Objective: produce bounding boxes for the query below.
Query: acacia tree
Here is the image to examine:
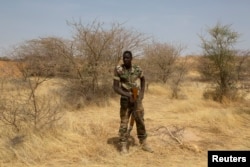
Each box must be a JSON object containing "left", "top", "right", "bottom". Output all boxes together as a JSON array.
[
  {"left": 0, "top": 37, "right": 68, "bottom": 132},
  {"left": 13, "top": 37, "right": 75, "bottom": 79},
  {"left": 143, "top": 42, "right": 184, "bottom": 83},
  {"left": 169, "top": 56, "right": 188, "bottom": 99},
  {"left": 68, "top": 20, "right": 148, "bottom": 102},
  {"left": 199, "top": 23, "right": 242, "bottom": 102}
]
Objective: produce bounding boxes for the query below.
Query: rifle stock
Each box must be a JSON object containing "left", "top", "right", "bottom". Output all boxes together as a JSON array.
[
  {"left": 128, "top": 87, "right": 138, "bottom": 134},
  {"left": 131, "top": 87, "right": 138, "bottom": 101}
]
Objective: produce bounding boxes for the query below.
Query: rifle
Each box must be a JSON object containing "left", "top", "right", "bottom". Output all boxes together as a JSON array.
[{"left": 127, "top": 87, "right": 138, "bottom": 135}]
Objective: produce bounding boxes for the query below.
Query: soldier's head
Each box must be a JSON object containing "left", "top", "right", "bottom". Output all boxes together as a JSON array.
[{"left": 123, "top": 50, "right": 132, "bottom": 67}]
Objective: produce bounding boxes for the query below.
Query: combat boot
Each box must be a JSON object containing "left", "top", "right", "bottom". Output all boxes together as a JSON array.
[
  {"left": 140, "top": 139, "right": 153, "bottom": 153},
  {"left": 120, "top": 142, "right": 128, "bottom": 155}
]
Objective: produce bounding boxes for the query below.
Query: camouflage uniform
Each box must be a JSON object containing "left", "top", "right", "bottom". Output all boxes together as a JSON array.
[{"left": 113, "top": 64, "right": 147, "bottom": 143}]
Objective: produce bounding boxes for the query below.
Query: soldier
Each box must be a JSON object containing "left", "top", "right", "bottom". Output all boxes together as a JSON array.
[{"left": 113, "top": 50, "right": 153, "bottom": 154}]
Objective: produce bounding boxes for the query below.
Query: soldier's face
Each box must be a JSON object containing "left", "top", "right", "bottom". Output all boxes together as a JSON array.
[{"left": 123, "top": 53, "right": 132, "bottom": 66}]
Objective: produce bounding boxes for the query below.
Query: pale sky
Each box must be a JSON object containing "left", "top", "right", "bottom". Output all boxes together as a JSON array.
[{"left": 1, "top": 0, "right": 250, "bottom": 56}]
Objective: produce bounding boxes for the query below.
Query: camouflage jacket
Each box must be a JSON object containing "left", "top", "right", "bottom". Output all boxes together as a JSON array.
[{"left": 113, "top": 64, "right": 144, "bottom": 91}]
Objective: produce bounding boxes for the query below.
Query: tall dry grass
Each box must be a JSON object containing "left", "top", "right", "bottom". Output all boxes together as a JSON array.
[{"left": 0, "top": 77, "right": 249, "bottom": 167}]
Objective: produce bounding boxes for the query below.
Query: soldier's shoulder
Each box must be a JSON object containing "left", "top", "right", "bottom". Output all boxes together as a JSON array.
[
  {"left": 115, "top": 64, "right": 124, "bottom": 73},
  {"left": 115, "top": 64, "right": 123, "bottom": 69}
]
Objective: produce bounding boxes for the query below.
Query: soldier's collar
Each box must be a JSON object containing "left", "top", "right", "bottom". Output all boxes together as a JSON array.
[{"left": 122, "top": 64, "right": 132, "bottom": 70}]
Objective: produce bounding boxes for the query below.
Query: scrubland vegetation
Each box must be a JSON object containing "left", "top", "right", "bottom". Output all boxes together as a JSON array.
[{"left": 0, "top": 20, "right": 249, "bottom": 167}]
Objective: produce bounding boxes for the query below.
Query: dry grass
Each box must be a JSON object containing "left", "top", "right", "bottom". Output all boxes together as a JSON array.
[{"left": 0, "top": 62, "right": 250, "bottom": 167}]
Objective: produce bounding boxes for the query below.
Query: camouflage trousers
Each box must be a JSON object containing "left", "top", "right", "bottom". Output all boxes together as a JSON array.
[{"left": 119, "top": 96, "right": 147, "bottom": 142}]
